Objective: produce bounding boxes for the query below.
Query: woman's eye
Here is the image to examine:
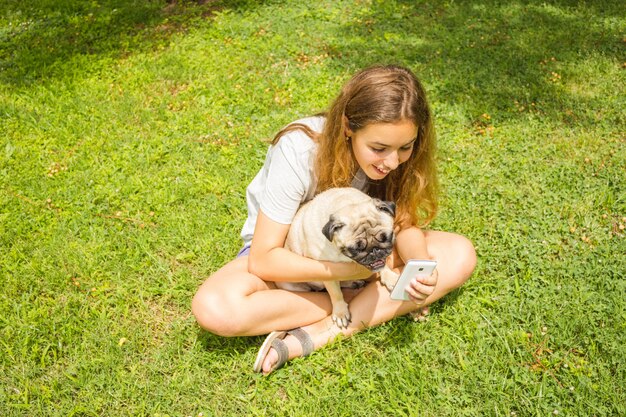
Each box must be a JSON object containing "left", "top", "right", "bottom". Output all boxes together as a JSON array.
[
  {"left": 371, "top": 147, "right": 385, "bottom": 153},
  {"left": 400, "top": 145, "right": 414, "bottom": 151}
]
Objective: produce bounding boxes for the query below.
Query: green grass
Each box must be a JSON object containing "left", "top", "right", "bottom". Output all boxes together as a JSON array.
[{"left": 1, "top": 0, "right": 625, "bottom": 415}]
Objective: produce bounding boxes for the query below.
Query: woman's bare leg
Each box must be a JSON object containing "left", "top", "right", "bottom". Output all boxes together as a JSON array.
[
  {"left": 259, "top": 230, "right": 476, "bottom": 373},
  {"left": 192, "top": 256, "right": 340, "bottom": 336}
]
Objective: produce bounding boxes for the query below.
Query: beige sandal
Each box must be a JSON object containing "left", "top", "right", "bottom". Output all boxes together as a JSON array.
[{"left": 253, "top": 328, "right": 314, "bottom": 374}]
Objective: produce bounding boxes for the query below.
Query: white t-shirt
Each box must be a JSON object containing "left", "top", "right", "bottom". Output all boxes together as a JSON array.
[{"left": 240, "top": 115, "right": 369, "bottom": 246}]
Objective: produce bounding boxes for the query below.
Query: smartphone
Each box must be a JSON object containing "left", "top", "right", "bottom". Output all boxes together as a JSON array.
[{"left": 389, "top": 259, "right": 438, "bottom": 301}]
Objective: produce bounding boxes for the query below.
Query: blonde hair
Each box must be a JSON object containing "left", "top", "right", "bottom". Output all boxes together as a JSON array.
[{"left": 273, "top": 65, "right": 438, "bottom": 229}]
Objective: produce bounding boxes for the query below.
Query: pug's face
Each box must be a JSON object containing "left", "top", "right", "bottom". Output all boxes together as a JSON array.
[{"left": 322, "top": 199, "right": 396, "bottom": 271}]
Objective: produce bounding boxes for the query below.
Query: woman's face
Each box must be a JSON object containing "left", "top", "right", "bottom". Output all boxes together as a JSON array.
[{"left": 348, "top": 119, "right": 418, "bottom": 180}]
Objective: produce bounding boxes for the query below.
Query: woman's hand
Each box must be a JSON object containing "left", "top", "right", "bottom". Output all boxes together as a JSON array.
[{"left": 405, "top": 268, "right": 438, "bottom": 305}]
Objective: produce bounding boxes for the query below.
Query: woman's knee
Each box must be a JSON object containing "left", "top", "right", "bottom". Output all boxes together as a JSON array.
[
  {"left": 191, "top": 288, "right": 248, "bottom": 337},
  {"left": 450, "top": 234, "right": 477, "bottom": 288},
  {"left": 427, "top": 230, "right": 477, "bottom": 290}
]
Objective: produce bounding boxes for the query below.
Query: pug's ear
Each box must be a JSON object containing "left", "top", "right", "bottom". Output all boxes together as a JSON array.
[
  {"left": 322, "top": 216, "right": 345, "bottom": 242},
  {"left": 374, "top": 199, "right": 396, "bottom": 218}
]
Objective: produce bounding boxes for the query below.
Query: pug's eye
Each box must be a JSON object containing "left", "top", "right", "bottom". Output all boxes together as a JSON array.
[
  {"left": 356, "top": 240, "right": 367, "bottom": 251},
  {"left": 378, "top": 233, "right": 389, "bottom": 243}
]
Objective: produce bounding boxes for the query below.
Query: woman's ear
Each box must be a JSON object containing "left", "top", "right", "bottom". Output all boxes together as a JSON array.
[{"left": 343, "top": 115, "right": 353, "bottom": 138}]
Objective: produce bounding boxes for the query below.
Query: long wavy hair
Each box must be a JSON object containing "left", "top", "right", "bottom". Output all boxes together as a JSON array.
[{"left": 272, "top": 65, "right": 438, "bottom": 229}]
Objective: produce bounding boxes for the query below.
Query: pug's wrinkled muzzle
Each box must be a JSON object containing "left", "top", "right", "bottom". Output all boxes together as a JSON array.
[{"left": 355, "top": 247, "right": 393, "bottom": 272}]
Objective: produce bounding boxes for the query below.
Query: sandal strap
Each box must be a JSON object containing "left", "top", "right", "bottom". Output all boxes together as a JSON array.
[
  {"left": 287, "top": 328, "right": 314, "bottom": 357},
  {"left": 269, "top": 338, "right": 289, "bottom": 371}
]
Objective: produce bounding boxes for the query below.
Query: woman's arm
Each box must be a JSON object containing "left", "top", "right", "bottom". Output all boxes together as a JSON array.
[
  {"left": 395, "top": 226, "right": 431, "bottom": 262},
  {"left": 247, "top": 210, "right": 372, "bottom": 283},
  {"left": 394, "top": 226, "right": 438, "bottom": 305}
]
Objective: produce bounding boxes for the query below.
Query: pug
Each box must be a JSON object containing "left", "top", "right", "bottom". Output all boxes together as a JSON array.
[{"left": 276, "top": 187, "right": 396, "bottom": 328}]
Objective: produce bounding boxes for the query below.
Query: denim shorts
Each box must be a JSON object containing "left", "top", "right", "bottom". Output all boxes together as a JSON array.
[{"left": 236, "top": 245, "right": 251, "bottom": 258}]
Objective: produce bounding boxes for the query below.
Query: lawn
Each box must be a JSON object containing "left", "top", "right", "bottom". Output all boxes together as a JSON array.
[{"left": 1, "top": 0, "right": 625, "bottom": 415}]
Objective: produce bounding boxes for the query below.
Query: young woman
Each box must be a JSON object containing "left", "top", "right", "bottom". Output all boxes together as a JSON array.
[{"left": 192, "top": 65, "right": 477, "bottom": 375}]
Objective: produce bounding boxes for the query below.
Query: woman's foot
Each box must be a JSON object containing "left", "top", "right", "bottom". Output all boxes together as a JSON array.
[
  {"left": 254, "top": 317, "right": 344, "bottom": 375},
  {"left": 409, "top": 305, "right": 429, "bottom": 322},
  {"left": 253, "top": 328, "right": 314, "bottom": 375},
  {"left": 260, "top": 334, "right": 299, "bottom": 374}
]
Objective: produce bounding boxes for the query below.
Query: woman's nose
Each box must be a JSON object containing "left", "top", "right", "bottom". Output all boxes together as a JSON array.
[{"left": 384, "top": 152, "right": 400, "bottom": 170}]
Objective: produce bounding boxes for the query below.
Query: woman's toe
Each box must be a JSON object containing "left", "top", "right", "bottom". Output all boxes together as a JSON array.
[{"left": 262, "top": 348, "right": 279, "bottom": 374}]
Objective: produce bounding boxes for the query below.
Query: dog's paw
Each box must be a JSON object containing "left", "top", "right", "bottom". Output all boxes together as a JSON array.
[
  {"left": 331, "top": 301, "right": 351, "bottom": 329},
  {"left": 379, "top": 267, "right": 399, "bottom": 292}
]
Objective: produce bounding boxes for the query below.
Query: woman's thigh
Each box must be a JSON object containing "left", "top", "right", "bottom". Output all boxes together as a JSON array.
[
  {"left": 192, "top": 256, "right": 334, "bottom": 336},
  {"left": 191, "top": 257, "right": 273, "bottom": 332},
  {"left": 201, "top": 256, "right": 276, "bottom": 296}
]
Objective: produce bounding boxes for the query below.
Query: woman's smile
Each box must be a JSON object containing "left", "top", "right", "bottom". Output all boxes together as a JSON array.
[{"left": 348, "top": 119, "right": 418, "bottom": 180}]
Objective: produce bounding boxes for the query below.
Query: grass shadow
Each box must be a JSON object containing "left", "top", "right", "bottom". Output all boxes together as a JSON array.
[
  {"left": 324, "top": 0, "right": 623, "bottom": 127},
  {"left": 378, "top": 286, "right": 467, "bottom": 348},
  {"left": 0, "top": 0, "right": 245, "bottom": 86},
  {"left": 197, "top": 327, "right": 264, "bottom": 355}
]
